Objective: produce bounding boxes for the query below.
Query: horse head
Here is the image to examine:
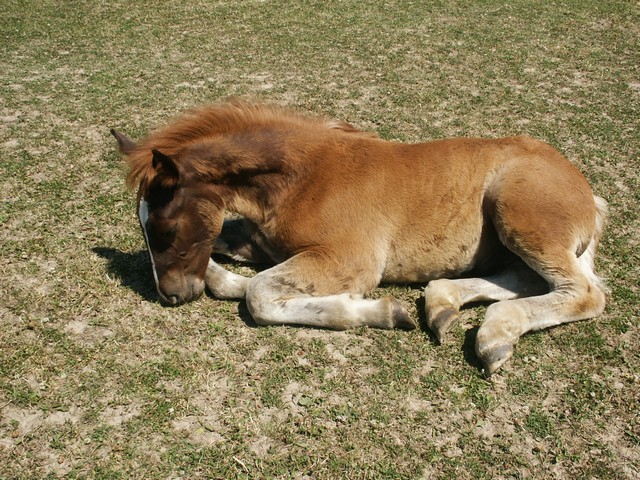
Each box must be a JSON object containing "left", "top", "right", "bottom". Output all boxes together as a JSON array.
[{"left": 112, "top": 130, "right": 224, "bottom": 305}]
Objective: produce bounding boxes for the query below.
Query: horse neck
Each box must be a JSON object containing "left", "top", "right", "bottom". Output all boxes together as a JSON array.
[{"left": 194, "top": 132, "right": 293, "bottom": 224}]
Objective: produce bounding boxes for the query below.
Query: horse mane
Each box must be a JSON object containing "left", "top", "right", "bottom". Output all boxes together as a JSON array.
[{"left": 124, "top": 99, "right": 376, "bottom": 189}]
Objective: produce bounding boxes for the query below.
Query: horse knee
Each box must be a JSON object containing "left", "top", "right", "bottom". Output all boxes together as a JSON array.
[{"left": 245, "top": 275, "right": 278, "bottom": 325}]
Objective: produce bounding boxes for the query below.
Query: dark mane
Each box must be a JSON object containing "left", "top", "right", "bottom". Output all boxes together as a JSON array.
[{"left": 125, "top": 100, "right": 375, "bottom": 189}]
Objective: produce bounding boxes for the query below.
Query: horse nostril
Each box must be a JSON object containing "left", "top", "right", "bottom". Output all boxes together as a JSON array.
[
  {"left": 167, "top": 295, "right": 179, "bottom": 305},
  {"left": 159, "top": 277, "right": 203, "bottom": 305}
]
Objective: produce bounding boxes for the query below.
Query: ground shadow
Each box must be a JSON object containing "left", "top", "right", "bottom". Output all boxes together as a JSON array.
[
  {"left": 94, "top": 246, "right": 266, "bottom": 325},
  {"left": 413, "top": 295, "right": 438, "bottom": 343},
  {"left": 462, "top": 326, "right": 484, "bottom": 372},
  {"left": 92, "top": 246, "right": 159, "bottom": 302},
  {"left": 414, "top": 295, "right": 486, "bottom": 373},
  {"left": 211, "top": 253, "right": 273, "bottom": 272},
  {"left": 236, "top": 300, "right": 259, "bottom": 328}
]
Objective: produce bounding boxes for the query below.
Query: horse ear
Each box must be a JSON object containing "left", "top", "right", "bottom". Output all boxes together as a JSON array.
[
  {"left": 151, "top": 149, "right": 180, "bottom": 188},
  {"left": 110, "top": 129, "right": 137, "bottom": 154}
]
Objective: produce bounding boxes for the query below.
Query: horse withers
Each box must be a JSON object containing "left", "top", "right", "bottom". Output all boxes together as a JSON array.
[{"left": 111, "top": 100, "right": 608, "bottom": 375}]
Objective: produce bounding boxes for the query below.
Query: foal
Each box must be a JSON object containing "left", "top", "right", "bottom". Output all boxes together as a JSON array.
[{"left": 113, "top": 100, "right": 607, "bottom": 374}]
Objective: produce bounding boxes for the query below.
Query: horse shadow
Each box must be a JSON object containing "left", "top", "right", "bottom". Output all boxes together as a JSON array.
[
  {"left": 92, "top": 247, "right": 158, "bottom": 302},
  {"left": 462, "top": 326, "right": 484, "bottom": 371},
  {"left": 92, "top": 247, "right": 260, "bottom": 327},
  {"left": 414, "top": 296, "right": 485, "bottom": 372}
]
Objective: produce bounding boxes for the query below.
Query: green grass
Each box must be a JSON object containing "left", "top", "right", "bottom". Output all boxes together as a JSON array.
[{"left": 1, "top": 0, "right": 639, "bottom": 478}]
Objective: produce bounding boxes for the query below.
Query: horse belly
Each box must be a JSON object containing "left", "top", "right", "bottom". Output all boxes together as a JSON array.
[{"left": 380, "top": 221, "right": 487, "bottom": 283}]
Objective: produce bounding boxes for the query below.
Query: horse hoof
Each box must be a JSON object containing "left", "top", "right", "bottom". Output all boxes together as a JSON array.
[
  {"left": 389, "top": 298, "right": 416, "bottom": 330},
  {"left": 428, "top": 308, "right": 459, "bottom": 343},
  {"left": 477, "top": 343, "right": 513, "bottom": 377}
]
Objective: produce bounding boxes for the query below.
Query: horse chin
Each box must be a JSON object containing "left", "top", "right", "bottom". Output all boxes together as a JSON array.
[{"left": 158, "top": 275, "right": 205, "bottom": 306}]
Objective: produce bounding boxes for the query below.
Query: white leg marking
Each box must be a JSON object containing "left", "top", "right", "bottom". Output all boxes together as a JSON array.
[
  {"left": 213, "top": 238, "right": 253, "bottom": 262},
  {"left": 204, "top": 259, "right": 250, "bottom": 299},
  {"left": 245, "top": 271, "right": 413, "bottom": 330},
  {"left": 248, "top": 291, "right": 396, "bottom": 329},
  {"left": 138, "top": 198, "right": 161, "bottom": 293}
]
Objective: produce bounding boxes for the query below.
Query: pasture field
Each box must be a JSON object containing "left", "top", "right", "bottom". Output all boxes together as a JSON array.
[{"left": 1, "top": 0, "right": 638, "bottom": 478}]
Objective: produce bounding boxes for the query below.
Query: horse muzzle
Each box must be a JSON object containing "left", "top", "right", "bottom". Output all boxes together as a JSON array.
[{"left": 157, "top": 274, "right": 206, "bottom": 305}]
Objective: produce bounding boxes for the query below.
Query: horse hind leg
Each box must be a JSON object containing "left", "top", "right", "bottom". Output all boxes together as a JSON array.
[
  {"left": 476, "top": 193, "right": 608, "bottom": 375},
  {"left": 476, "top": 259, "right": 606, "bottom": 375},
  {"left": 425, "top": 261, "right": 548, "bottom": 342}
]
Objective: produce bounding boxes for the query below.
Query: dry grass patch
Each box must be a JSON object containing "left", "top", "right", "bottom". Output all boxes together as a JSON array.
[{"left": 1, "top": 0, "right": 639, "bottom": 478}]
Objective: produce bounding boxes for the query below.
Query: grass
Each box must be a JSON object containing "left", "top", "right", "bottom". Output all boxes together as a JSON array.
[{"left": 1, "top": 0, "right": 639, "bottom": 478}]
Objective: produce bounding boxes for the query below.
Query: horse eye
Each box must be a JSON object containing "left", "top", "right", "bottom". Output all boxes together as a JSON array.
[
  {"left": 150, "top": 221, "right": 177, "bottom": 238},
  {"left": 158, "top": 220, "right": 177, "bottom": 234}
]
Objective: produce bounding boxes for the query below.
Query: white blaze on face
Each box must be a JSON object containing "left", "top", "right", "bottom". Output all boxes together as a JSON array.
[{"left": 138, "top": 197, "right": 161, "bottom": 292}]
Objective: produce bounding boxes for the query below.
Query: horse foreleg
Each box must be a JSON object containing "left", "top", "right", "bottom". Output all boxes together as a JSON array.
[
  {"left": 204, "top": 258, "right": 250, "bottom": 299},
  {"left": 424, "top": 261, "right": 547, "bottom": 342},
  {"left": 248, "top": 290, "right": 414, "bottom": 330},
  {"left": 245, "top": 258, "right": 416, "bottom": 331}
]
